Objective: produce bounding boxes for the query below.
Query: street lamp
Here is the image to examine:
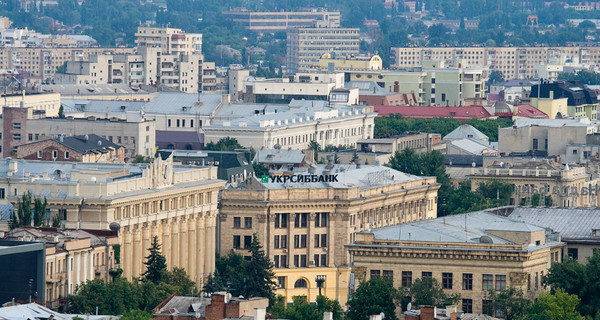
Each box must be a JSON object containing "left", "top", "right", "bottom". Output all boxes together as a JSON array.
[{"left": 315, "top": 275, "right": 325, "bottom": 296}]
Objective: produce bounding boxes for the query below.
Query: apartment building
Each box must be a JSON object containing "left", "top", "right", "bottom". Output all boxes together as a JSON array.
[
  {"left": 219, "top": 163, "right": 440, "bottom": 305},
  {"left": 390, "top": 46, "right": 600, "bottom": 80},
  {"left": 222, "top": 9, "right": 341, "bottom": 32},
  {"left": 0, "top": 156, "right": 226, "bottom": 286},
  {"left": 1, "top": 106, "right": 156, "bottom": 158},
  {"left": 286, "top": 22, "right": 360, "bottom": 74},
  {"left": 347, "top": 211, "right": 564, "bottom": 315},
  {"left": 0, "top": 47, "right": 135, "bottom": 85},
  {"left": 317, "top": 53, "right": 383, "bottom": 71},
  {"left": 530, "top": 81, "right": 599, "bottom": 120},
  {"left": 3, "top": 228, "right": 118, "bottom": 310},
  {"left": 135, "top": 27, "right": 202, "bottom": 56}
]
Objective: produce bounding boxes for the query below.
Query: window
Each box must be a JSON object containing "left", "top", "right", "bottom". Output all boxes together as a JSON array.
[
  {"left": 274, "top": 255, "right": 279, "bottom": 268},
  {"left": 300, "top": 254, "right": 307, "bottom": 267},
  {"left": 244, "top": 217, "right": 252, "bottom": 229},
  {"left": 244, "top": 236, "right": 252, "bottom": 249},
  {"left": 383, "top": 270, "right": 393, "bottom": 279},
  {"left": 422, "top": 271, "right": 432, "bottom": 279},
  {"left": 294, "top": 213, "right": 308, "bottom": 228},
  {"left": 483, "top": 274, "right": 494, "bottom": 291},
  {"left": 533, "top": 138, "right": 538, "bottom": 150},
  {"left": 281, "top": 255, "right": 287, "bottom": 267},
  {"left": 402, "top": 271, "right": 412, "bottom": 287},
  {"left": 37, "top": 150, "right": 42, "bottom": 158},
  {"left": 233, "top": 217, "right": 241, "bottom": 228},
  {"left": 370, "top": 270, "right": 381, "bottom": 278},
  {"left": 462, "top": 299, "right": 473, "bottom": 313},
  {"left": 315, "top": 212, "right": 328, "bottom": 227},
  {"left": 442, "top": 273, "right": 453, "bottom": 289},
  {"left": 274, "top": 235, "right": 280, "bottom": 249},
  {"left": 281, "top": 235, "right": 287, "bottom": 248},
  {"left": 233, "top": 235, "right": 241, "bottom": 249},
  {"left": 28, "top": 134, "right": 32, "bottom": 141},
  {"left": 294, "top": 279, "right": 308, "bottom": 288},
  {"left": 463, "top": 273, "right": 473, "bottom": 290},
  {"left": 277, "top": 276, "right": 286, "bottom": 288},
  {"left": 52, "top": 150, "right": 57, "bottom": 159},
  {"left": 13, "top": 123, "right": 21, "bottom": 130},
  {"left": 482, "top": 300, "right": 492, "bottom": 315},
  {"left": 65, "top": 151, "right": 70, "bottom": 159},
  {"left": 495, "top": 275, "right": 506, "bottom": 291},
  {"left": 275, "top": 213, "right": 288, "bottom": 228},
  {"left": 0, "top": 188, "right": 4, "bottom": 199},
  {"left": 168, "top": 119, "right": 172, "bottom": 127},
  {"left": 13, "top": 133, "right": 21, "bottom": 141},
  {"left": 301, "top": 234, "right": 307, "bottom": 248},
  {"left": 441, "top": 93, "right": 446, "bottom": 101},
  {"left": 568, "top": 248, "right": 579, "bottom": 260},
  {"left": 320, "top": 254, "right": 327, "bottom": 267}
]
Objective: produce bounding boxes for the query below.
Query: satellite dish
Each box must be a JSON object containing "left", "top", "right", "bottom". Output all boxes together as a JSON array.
[
  {"left": 480, "top": 235, "right": 493, "bottom": 244},
  {"left": 407, "top": 303, "right": 412, "bottom": 311},
  {"left": 109, "top": 222, "right": 121, "bottom": 232}
]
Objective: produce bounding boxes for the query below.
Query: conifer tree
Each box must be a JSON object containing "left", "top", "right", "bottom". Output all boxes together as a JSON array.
[{"left": 142, "top": 236, "right": 167, "bottom": 284}]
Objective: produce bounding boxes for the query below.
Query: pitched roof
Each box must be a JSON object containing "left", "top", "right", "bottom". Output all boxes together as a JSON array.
[
  {"left": 374, "top": 105, "right": 492, "bottom": 119},
  {"left": 254, "top": 148, "right": 306, "bottom": 164},
  {"left": 508, "top": 207, "right": 600, "bottom": 241},
  {"left": 59, "top": 134, "right": 122, "bottom": 154},
  {"left": 515, "top": 104, "right": 549, "bottom": 118},
  {"left": 449, "top": 138, "right": 495, "bottom": 155},
  {"left": 444, "top": 124, "right": 488, "bottom": 142}
]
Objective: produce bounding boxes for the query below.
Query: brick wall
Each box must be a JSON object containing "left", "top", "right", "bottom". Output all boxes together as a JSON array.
[
  {"left": 3, "top": 107, "right": 28, "bottom": 158},
  {"left": 17, "top": 140, "right": 83, "bottom": 162}
]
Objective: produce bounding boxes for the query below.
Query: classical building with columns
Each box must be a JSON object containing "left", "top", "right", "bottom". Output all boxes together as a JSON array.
[
  {"left": 219, "top": 163, "right": 439, "bottom": 306},
  {"left": 0, "top": 155, "right": 225, "bottom": 289}
]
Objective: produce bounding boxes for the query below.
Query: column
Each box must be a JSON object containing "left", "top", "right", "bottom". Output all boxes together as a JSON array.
[
  {"left": 123, "top": 227, "right": 132, "bottom": 280},
  {"left": 133, "top": 227, "right": 141, "bottom": 278},
  {"left": 88, "top": 250, "right": 94, "bottom": 280},
  {"left": 171, "top": 218, "right": 179, "bottom": 267},
  {"left": 142, "top": 222, "right": 151, "bottom": 261},
  {"left": 188, "top": 217, "right": 196, "bottom": 279},
  {"left": 328, "top": 212, "right": 335, "bottom": 267},
  {"left": 204, "top": 212, "right": 215, "bottom": 275},
  {"left": 179, "top": 218, "right": 187, "bottom": 269},
  {"left": 196, "top": 215, "right": 205, "bottom": 285},
  {"left": 74, "top": 253, "right": 80, "bottom": 287},
  {"left": 81, "top": 252, "right": 87, "bottom": 283},
  {"left": 66, "top": 254, "right": 72, "bottom": 294},
  {"left": 162, "top": 220, "right": 171, "bottom": 268}
]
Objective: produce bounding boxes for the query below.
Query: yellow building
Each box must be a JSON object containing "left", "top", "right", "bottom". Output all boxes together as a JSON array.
[
  {"left": 0, "top": 155, "right": 226, "bottom": 288},
  {"left": 347, "top": 211, "right": 565, "bottom": 315},
  {"left": 219, "top": 163, "right": 440, "bottom": 305},
  {"left": 531, "top": 97, "right": 568, "bottom": 119},
  {"left": 318, "top": 53, "right": 382, "bottom": 71}
]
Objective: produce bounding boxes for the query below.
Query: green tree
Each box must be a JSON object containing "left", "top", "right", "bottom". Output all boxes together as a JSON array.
[
  {"left": 490, "top": 287, "right": 530, "bottom": 320},
  {"left": 132, "top": 155, "right": 152, "bottom": 163},
  {"left": 245, "top": 234, "right": 277, "bottom": 300},
  {"left": 163, "top": 267, "right": 198, "bottom": 295},
  {"left": 525, "top": 289, "right": 584, "bottom": 320},
  {"left": 308, "top": 141, "right": 320, "bottom": 162},
  {"left": 119, "top": 310, "right": 154, "bottom": 320},
  {"left": 204, "top": 137, "right": 244, "bottom": 151},
  {"left": 347, "top": 277, "right": 400, "bottom": 320},
  {"left": 51, "top": 212, "right": 61, "bottom": 228},
  {"left": 11, "top": 192, "right": 33, "bottom": 228},
  {"left": 58, "top": 105, "right": 65, "bottom": 118},
  {"left": 488, "top": 70, "right": 505, "bottom": 85},
  {"left": 402, "top": 277, "right": 460, "bottom": 307},
  {"left": 252, "top": 162, "right": 269, "bottom": 177},
  {"left": 270, "top": 295, "right": 343, "bottom": 320},
  {"left": 142, "top": 236, "right": 167, "bottom": 284},
  {"left": 33, "top": 197, "right": 47, "bottom": 226}
]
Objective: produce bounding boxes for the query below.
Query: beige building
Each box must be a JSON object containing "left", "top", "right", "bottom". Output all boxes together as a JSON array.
[
  {"left": 0, "top": 156, "right": 226, "bottom": 286},
  {"left": 468, "top": 158, "right": 597, "bottom": 208},
  {"left": 286, "top": 23, "right": 360, "bottom": 74},
  {"left": 0, "top": 47, "right": 134, "bottom": 84},
  {"left": 222, "top": 9, "right": 341, "bottom": 32},
  {"left": 0, "top": 92, "right": 61, "bottom": 117},
  {"left": 390, "top": 46, "right": 600, "bottom": 80},
  {"left": 347, "top": 211, "right": 565, "bottom": 315},
  {"left": 3, "top": 227, "right": 118, "bottom": 310},
  {"left": 317, "top": 53, "right": 382, "bottom": 71},
  {"left": 135, "top": 27, "right": 202, "bottom": 56},
  {"left": 219, "top": 163, "right": 440, "bottom": 305}
]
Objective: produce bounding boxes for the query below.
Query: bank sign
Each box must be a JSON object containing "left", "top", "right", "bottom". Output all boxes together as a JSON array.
[
  {"left": 261, "top": 174, "right": 339, "bottom": 183},
  {"left": 514, "top": 183, "right": 600, "bottom": 197}
]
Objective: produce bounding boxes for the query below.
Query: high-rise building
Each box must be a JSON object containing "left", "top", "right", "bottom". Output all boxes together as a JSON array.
[
  {"left": 222, "top": 9, "right": 341, "bottom": 32},
  {"left": 135, "top": 27, "right": 202, "bottom": 56}
]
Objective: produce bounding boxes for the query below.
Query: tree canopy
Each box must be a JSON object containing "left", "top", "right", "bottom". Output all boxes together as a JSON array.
[
  {"left": 347, "top": 277, "right": 400, "bottom": 320},
  {"left": 142, "top": 236, "right": 168, "bottom": 284},
  {"left": 204, "top": 137, "right": 245, "bottom": 152},
  {"left": 401, "top": 277, "right": 460, "bottom": 307},
  {"left": 525, "top": 289, "right": 584, "bottom": 320},
  {"left": 269, "top": 295, "right": 343, "bottom": 320}
]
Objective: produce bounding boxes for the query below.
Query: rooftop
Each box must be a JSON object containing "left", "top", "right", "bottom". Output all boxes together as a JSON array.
[
  {"left": 254, "top": 148, "right": 307, "bottom": 164},
  {"left": 507, "top": 207, "right": 600, "bottom": 241},
  {"left": 0, "top": 303, "right": 116, "bottom": 320},
  {"left": 444, "top": 124, "right": 488, "bottom": 142},
  {"left": 375, "top": 105, "right": 492, "bottom": 119}
]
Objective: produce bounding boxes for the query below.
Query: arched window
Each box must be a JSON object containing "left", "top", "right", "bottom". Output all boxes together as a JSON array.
[{"left": 294, "top": 279, "right": 308, "bottom": 288}]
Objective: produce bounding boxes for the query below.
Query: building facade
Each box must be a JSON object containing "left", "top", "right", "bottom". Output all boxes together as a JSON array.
[
  {"left": 16, "top": 134, "right": 126, "bottom": 163},
  {"left": 347, "top": 212, "right": 565, "bottom": 315},
  {"left": 135, "top": 27, "right": 202, "bottom": 56},
  {"left": 222, "top": 9, "right": 341, "bottom": 32},
  {"left": 219, "top": 164, "right": 440, "bottom": 305}
]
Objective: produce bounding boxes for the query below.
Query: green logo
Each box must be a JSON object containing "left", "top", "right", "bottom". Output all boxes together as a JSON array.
[{"left": 261, "top": 175, "right": 269, "bottom": 183}]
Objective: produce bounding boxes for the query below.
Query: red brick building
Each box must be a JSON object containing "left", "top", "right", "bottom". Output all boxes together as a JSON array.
[
  {"left": 153, "top": 293, "right": 268, "bottom": 320},
  {"left": 16, "top": 134, "right": 125, "bottom": 163}
]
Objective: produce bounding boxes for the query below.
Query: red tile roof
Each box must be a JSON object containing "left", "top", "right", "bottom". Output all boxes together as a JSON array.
[
  {"left": 515, "top": 104, "right": 549, "bottom": 118},
  {"left": 374, "top": 105, "right": 493, "bottom": 120}
]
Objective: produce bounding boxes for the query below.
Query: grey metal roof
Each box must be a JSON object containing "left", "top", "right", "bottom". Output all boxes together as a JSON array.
[
  {"left": 0, "top": 303, "right": 117, "bottom": 320},
  {"left": 43, "top": 83, "right": 146, "bottom": 95},
  {"left": 254, "top": 149, "right": 306, "bottom": 164},
  {"left": 59, "top": 134, "right": 122, "bottom": 154},
  {"left": 513, "top": 117, "right": 592, "bottom": 128},
  {"left": 363, "top": 211, "right": 543, "bottom": 245},
  {"left": 142, "top": 93, "right": 222, "bottom": 115},
  {"left": 156, "top": 296, "right": 208, "bottom": 316},
  {"left": 345, "top": 81, "right": 391, "bottom": 95},
  {"left": 443, "top": 124, "right": 488, "bottom": 142},
  {"left": 61, "top": 99, "right": 145, "bottom": 114},
  {"left": 508, "top": 207, "right": 600, "bottom": 241},
  {"left": 449, "top": 138, "right": 495, "bottom": 155}
]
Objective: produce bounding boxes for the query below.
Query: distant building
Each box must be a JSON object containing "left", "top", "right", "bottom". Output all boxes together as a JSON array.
[
  {"left": 347, "top": 211, "right": 565, "bottom": 315},
  {"left": 286, "top": 23, "right": 360, "bottom": 74},
  {"left": 443, "top": 125, "right": 498, "bottom": 156},
  {"left": 530, "top": 80, "right": 599, "bottom": 120},
  {"left": 254, "top": 148, "right": 313, "bottom": 170},
  {"left": 16, "top": 134, "right": 125, "bottom": 163},
  {"left": 346, "top": 81, "right": 418, "bottom": 106},
  {"left": 222, "top": 9, "right": 340, "bottom": 32},
  {"left": 0, "top": 241, "right": 45, "bottom": 304},
  {"left": 3, "top": 227, "right": 118, "bottom": 310},
  {"left": 317, "top": 53, "right": 382, "bottom": 71},
  {"left": 219, "top": 164, "right": 440, "bottom": 305},
  {"left": 135, "top": 27, "right": 202, "bottom": 56}
]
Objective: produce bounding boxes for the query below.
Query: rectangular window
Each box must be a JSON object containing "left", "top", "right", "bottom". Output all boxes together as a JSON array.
[
  {"left": 168, "top": 119, "right": 171, "bottom": 127},
  {"left": 462, "top": 299, "right": 473, "bottom": 313},
  {"left": 275, "top": 213, "right": 288, "bottom": 228},
  {"left": 294, "top": 235, "right": 299, "bottom": 248},
  {"left": 37, "top": 150, "right": 42, "bottom": 158},
  {"left": 13, "top": 123, "right": 21, "bottom": 130},
  {"left": 482, "top": 300, "right": 492, "bottom": 315},
  {"left": 320, "top": 234, "right": 327, "bottom": 247},
  {"left": 294, "top": 213, "right": 308, "bottom": 228},
  {"left": 233, "top": 217, "right": 241, "bottom": 228},
  {"left": 320, "top": 254, "right": 327, "bottom": 267},
  {"left": 28, "top": 133, "right": 32, "bottom": 141},
  {"left": 315, "top": 212, "right": 328, "bottom": 227},
  {"left": 65, "top": 151, "right": 70, "bottom": 159},
  {"left": 281, "top": 235, "right": 287, "bottom": 248},
  {"left": 441, "top": 93, "right": 446, "bottom": 101},
  {"left": 191, "top": 120, "right": 194, "bottom": 128},
  {"left": 533, "top": 138, "right": 538, "bottom": 150},
  {"left": 402, "top": 271, "right": 412, "bottom": 287},
  {"left": 274, "top": 235, "right": 280, "bottom": 249},
  {"left": 568, "top": 248, "right": 579, "bottom": 260},
  {"left": 422, "top": 271, "right": 432, "bottom": 279},
  {"left": 244, "top": 217, "right": 252, "bottom": 229},
  {"left": 176, "top": 119, "right": 180, "bottom": 127},
  {"left": 300, "top": 254, "right": 307, "bottom": 267},
  {"left": 370, "top": 270, "right": 381, "bottom": 278},
  {"left": 281, "top": 255, "right": 287, "bottom": 267},
  {"left": 233, "top": 235, "right": 241, "bottom": 249},
  {"left": 274, "top": 255, "right": 279, "bottom": 268},
  {"left": 314, "top": 234, "right": 320, "bottom": 247},
  {"left": 495, "top": 275, "right": 506, "bottom": 291},
  {"left": 442, "top": 273, "right": 453, "bottom": 289},
  {"left": 277, "top": 276, "right": 286, "bottom": 288},
  {"left": 300, "top": 234, "right": 307, "bottom": 248},
  {"left": 463, "top": 273, "right": 473, "bottom": 290},
  {"left": 243, "top": 235, "right": 252, "bottom": 249},
  {"left": 13, "top": 133, "right": 21, "bottom": 141},
  {"left": 383, "top": 270, "right": 394, "bottom": 279},
  {"left": 482, "top": 274, "right": 494, "bottom": 291},
  {"left": 314, "top": 254, "right": 320, "bottom": 267},
  {"left": 0, "top": 188, "right": 5, "bottom": 199},
  {"left": 294, "top": 255, "right": 299, "bottom": 267}
]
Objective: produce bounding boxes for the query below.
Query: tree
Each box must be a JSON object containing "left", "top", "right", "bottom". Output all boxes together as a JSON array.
[
  {"left": 347, "top": 277, "right": 400, "bottom": 320},
  {"left": 58, "top": 105, "right": 65, "bottom": 118},
  {"left": 244, "top": 234, "right": 277, "bottom": 300},
  {"left": 402, "top": 278, "right": 460, "bottom": 307},
  {"left": 132, "top": 155, "right": 152, "bottom": 163},
  {"left": 33, "top": 197, "right": 47, "bottom": 226},
  {"left": 119, "top": 310, "right": 154, "bottom": 320},
  {"left": 252, "top": 162, "right": 269, "bottom": 177},
  {"left": 163, "top": 267, "right": 198, "bottom": 295},
  {"left": 490, "top": 287, "right": 530, "bottom": 320},
  {"left": 525, "top": 289, "right": 584, "bottom": 320},
  {"left": 204, "top": 137, "right": 244, "bottom": 151},
  {"left": 270, "top": 295, "right": 343, "bottom": 320},
  {"left": 488, "top": 70, "right": 505, "bottom": 85},
  {"left": 10, "top": 192, "right": 33, "bottom": 228},
  {"left": 142, "top": 236, "right": 167, "bottom": 284},
  {"left": 51, "top": 212, "right": 61, "bottom": 228},
  {"left": 308, "top": 141, "right": 320, "bottom": 162}
]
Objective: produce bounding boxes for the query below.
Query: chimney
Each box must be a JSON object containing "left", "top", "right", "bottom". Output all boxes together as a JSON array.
[
  {"left": 356, "top": 159, "right": 361, "bottom": 169},
  {"left": 222, "top": 94, "right": 231, "bottom": 104},
  {"left": 254, "top": 308, "right": 266, "bottom": 320},
  {"left": 323, "top": 312, "right": 333, "bottom": 320},
  {"left": 8, "top": 160, "right": 18, "bottom": 173},
  {"left": 420, "top": 306, "right": 435, "bottom": 320}
]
